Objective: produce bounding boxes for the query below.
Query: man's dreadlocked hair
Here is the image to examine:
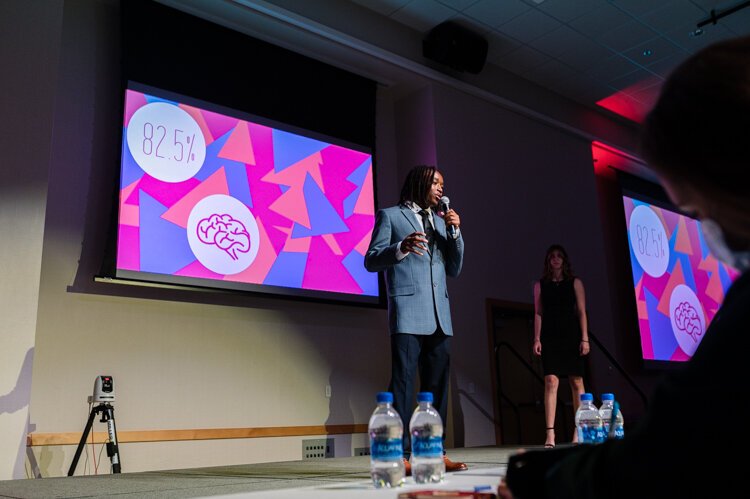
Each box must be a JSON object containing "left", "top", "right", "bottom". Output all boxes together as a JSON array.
[{"left": 399, "top": 165, "right": 437, "bottom": 209}]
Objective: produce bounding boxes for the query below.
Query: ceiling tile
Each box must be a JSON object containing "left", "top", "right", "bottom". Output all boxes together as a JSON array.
[
  {"left": 622, "top": 73, "right": 663, "bottom": 96},
  {"left": 534, "top": 0, "right": 602, "bottom": 23},
  {"left": 556, "top": 41, "right": 615, "bottom": 73},
  {"left": 448, "top": 12, "right": 491, "bottom": 36},
  {"left": 607, "top": 68, "right": 653, "bottom": 93},
  {"left": 484, "top": 30, "right": 523, "bottom": 59},
  {"left": 639, "top": 1, "right": 706, "bottom": 34},
  {"left": 629, "top": 84, "right": 662, "bottom": 114},
  {"left": 596, "top": 19, "right": 661, "bottom": 52},
  {"left": 556, "top": 74, "right": 614, "bottom": 103},
  {"left": 497, "top": 8, "right": 562, "bottom": 42},
  {"left": 390, "top": 0, "right": 457, "bottom": 32},
  {"left": 609, "top": 0, "right": 663, "bottom": 17},
  {"left": 350, "top": 0, "right": 412, "bottom": 17},
  {"left": 568, "top": 3, "right": 631, "bottom": 39},
  {"left": 665, "top": 22, "right": 736, "bottom": 51},
  {"left": 462, "top": 0, "right": 531, "bottom": 28},
  {"left": 644, "top": 55, "right": 682, "bottom": 79},
  {"left": 527, "top": 24, "right": 591, "bottom": 59},
  {"left": 493, "top": 44, "right": 550, "bottom": 75},
  {"left": 585, "top": 54, "right": 640, "bottom": 84},
  {"left": 597, "top": 90, "right": 649, "bottom": 123},
  {"left": 622, "top": 35, "right": 683, "bottom": 67},
  {"left": 721, "top": 7, "right": 750, "bottom": 35},
  {"left": 688, "top": 0, "right": 725, "bottom": 9},
  {"left": 435, "top": 0, "right": 481, "bottom": 11},
  {"left": 523, "top": 57, "right": 579, "bottom": 82}
]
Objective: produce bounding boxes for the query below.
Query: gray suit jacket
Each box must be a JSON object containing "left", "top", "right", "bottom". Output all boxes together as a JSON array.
[{"left": 365, "top": 204, "right": 464, "bottom": 336}]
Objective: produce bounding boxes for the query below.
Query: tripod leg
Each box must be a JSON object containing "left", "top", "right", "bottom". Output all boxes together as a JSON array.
[
  {"left": 68, "top": 406, "right": 99, "bottom": 476},
  {"left": 103, "top": 405, "right": 121, "bottom": 473}
]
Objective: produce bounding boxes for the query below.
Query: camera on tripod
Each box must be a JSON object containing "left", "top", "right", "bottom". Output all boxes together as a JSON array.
[
  {"left": 69, "top": 375, "right": 121, "bottom": 476},
  {"left": 88, "top": 375, "right": 115, "bottom": 404}
]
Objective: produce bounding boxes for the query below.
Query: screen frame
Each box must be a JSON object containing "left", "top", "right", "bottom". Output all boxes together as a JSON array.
[
  {"left": 617, "top": 171, "right": 737, "bottom": 369},
  {"left": 104, "top": 80, "right": 385, "bottom": 308}
]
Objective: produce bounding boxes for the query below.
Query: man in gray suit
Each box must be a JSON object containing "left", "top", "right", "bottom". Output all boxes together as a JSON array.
[{"left": 365, "top": 165, "right": 467, "bottom": 474}]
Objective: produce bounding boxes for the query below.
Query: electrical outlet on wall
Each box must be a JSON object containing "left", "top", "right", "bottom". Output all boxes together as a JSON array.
[{"left": 302, "top": 438, "right": 334, "bottom": 459}]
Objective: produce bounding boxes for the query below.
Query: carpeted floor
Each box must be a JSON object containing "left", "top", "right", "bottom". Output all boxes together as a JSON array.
[{"left": 0, "top": 446, "right": 525, "bottom": 498}]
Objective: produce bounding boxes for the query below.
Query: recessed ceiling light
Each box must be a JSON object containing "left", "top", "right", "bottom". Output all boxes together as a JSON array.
[{"left": 642, "top": 49, "right": 653, "bottom": 56}]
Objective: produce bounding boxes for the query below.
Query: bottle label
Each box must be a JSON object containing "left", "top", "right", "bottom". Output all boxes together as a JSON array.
[
  {"left": 614, "top": 424, "right": 624, "bottom": 439},
  {"left": 577, "top": 424, "right": 604, "bottom": 444},
  {"left": 597, "top": 426, "right": 606, "bottom": 442},
  {"left": 412, "top": 436, "right": 443, "bottom": 458},
  {"left": 370, "top": 437, "right": 403, "bottom": 460}
]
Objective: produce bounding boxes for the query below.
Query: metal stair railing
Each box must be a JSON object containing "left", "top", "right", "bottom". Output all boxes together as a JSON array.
[
  {"left": 494, "top": 330, "right": 649, "bottom": 444},
  {"left": 587, "top": 330, "right": 649, "bottom": 408},
  {"left": 494, "top": 340, "right": 545, "bottom": 444}
]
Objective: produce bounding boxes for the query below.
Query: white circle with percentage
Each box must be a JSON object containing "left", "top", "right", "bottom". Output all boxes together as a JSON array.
[
  {"left": 669, "top": 284, "right": 706, "bottom": 357},
  {"left": 126, "top": 102, "right": 206, "bottom": 182},
  {"left": 187, "top": 195, "right": 259, "bottom": 275},
  {"left": 628, "top": 205, "right": 669, "bottom": 277}
]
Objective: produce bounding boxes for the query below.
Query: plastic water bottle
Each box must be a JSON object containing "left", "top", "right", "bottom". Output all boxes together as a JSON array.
[
  {"left": 409, "top": 392, "right": 445, "bottom": 483},
  {"left": 368, "top": 391, "right": 405, "bottom": 488},
  {"left": 599, "top": 393, "right": 625, "bottom": 439},
  {"left": 575, "top": 393, "right": 604, "bottom": 444}
]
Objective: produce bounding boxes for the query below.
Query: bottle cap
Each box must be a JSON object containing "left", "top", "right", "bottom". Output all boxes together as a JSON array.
[
  {"left": 377, "top": 391, "right": 393, "bottom": 403},
  {"left": 417, "top": 392, "right": 434, "bottom": 403},
  {"left": 601, "top": 393, "right": 614, "bottom": 401},
  {"left": 580, "top": 393, "right": 593, "bottom": 401}
]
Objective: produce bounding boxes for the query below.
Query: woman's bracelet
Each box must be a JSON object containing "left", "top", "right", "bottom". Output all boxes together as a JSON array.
[{"left": 581, "top": 340, "right": 589, "bottom": 343}]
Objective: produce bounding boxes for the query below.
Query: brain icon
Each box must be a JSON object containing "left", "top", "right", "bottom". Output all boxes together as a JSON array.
[
  {"left": 673, "top": 301, "right": 704, "bottom": 342},
  {"left": 196, "top": 213, "right": 251, "bottom": 261}
]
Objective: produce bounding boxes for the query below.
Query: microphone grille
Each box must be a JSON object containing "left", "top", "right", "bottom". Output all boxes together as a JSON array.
[{"left": 440, "top": 196, "right": 450, "bottom": 206}]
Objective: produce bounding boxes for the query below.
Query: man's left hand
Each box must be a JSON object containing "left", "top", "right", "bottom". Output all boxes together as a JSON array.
[{"left": 443, "top": 209, "right": 460, "bottom": 230}]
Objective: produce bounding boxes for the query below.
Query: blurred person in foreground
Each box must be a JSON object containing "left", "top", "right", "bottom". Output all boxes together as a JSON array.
[{"left": 499, "top": 35, "right": 750, "bottom": 499}]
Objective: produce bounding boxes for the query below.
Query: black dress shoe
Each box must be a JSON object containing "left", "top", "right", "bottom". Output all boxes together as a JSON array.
[{"left": 443, "top": 455, "right": 468, "bottom": 472}]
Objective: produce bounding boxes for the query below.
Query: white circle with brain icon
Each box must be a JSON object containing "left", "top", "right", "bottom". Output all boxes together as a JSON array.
[
  {"left": 669, "top": 284, "right": 706, "bottom": 357},
  {"left": 187, "top": 195, "right": 259, "bottom": 275}
]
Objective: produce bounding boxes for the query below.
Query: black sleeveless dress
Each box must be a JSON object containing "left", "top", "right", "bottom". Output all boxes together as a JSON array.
[{"left": 539, "top": 278, "right": 584, "bottom": 377}]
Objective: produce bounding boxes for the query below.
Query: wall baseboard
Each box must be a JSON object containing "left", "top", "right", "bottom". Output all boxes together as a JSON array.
[{"left": 27, "top": 424, "right": 368, "bottom": 446}]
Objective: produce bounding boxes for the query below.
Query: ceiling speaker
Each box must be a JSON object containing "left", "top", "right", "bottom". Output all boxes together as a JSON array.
[{"left": 423, "top": 21, "right": 488, "bottom": 74}]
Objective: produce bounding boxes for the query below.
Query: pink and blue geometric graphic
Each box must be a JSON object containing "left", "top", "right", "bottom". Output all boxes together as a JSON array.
[
  {"left": 117, "top": 88, "right": 378, "bottom": 298},
  {"left": 623, "top": 196, "right": 739, "bottom": 362}
]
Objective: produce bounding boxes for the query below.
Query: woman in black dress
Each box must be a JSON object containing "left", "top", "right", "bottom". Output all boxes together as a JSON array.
[{"left": 532, "top": 244, "right": 589, "bottom": 447}]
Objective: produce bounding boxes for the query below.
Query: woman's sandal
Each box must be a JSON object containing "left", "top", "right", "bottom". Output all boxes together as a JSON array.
[{"left": 544, "top": 427, "right": 555, "bottom": 448}]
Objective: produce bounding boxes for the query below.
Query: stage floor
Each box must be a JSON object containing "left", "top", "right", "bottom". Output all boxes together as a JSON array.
[{"left": 0, "top": 446, "right": 525, "bottom": 498}]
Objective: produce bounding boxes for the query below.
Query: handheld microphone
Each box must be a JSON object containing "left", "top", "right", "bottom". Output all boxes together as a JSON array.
[{"left": 440, "top": 196, "right": 457, "bottom": 238}]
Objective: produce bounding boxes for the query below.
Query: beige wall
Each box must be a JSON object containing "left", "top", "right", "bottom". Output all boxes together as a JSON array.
[{"left": 0, "top": 0, "right": 63, "bottom": 480}]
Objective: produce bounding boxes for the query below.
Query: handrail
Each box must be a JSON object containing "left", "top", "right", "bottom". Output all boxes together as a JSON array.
[
  {"left": 588, "top": 330, "right": 649, "bottom": 408},
  {"left": 490, "top": 304, "right": 650, "bottom": 444},
  {"left": 494, "top": 341, "right": 542, "bottom": 439},
  {"left": 496, "top": 341, "right": 545, "bottom": 385},
  {"left": 493, "top": 334, "right": 647, "bottom": 444},
  {"left": 494, "top": 341, "right": 545, "bottom": 444}
]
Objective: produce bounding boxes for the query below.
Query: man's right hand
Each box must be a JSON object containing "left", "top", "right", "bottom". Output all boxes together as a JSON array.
[{"left": 401, "top": 231, "right": 429, "bottom": 255}]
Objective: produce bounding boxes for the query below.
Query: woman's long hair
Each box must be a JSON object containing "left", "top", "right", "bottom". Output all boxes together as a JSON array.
[{"left": 541, "top": 244, "right": 575, "bottom": 282}]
